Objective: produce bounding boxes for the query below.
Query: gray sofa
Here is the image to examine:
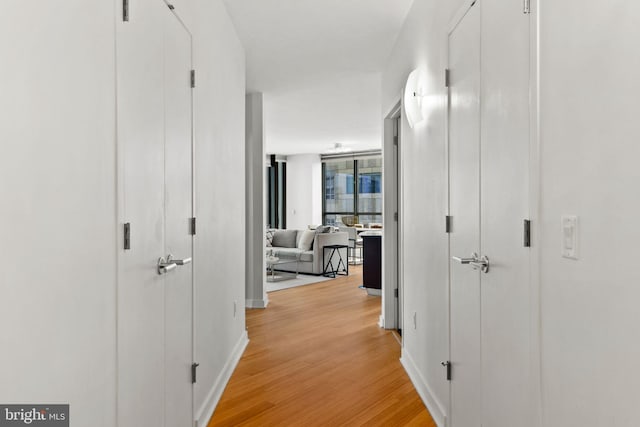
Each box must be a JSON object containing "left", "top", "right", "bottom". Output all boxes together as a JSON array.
[{"left": 266, "top": 229, "right": 348, "bottom": 275}]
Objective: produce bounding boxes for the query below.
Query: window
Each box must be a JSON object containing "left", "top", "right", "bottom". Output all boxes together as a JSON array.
[{"left": 322, "top": 157, "right": 382, "bottom": 226}]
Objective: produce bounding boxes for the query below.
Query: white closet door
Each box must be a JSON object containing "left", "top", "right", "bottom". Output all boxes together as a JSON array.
[
  {"left": 116, "top": 0, "right": 166, "bottom": 425},
  {"left": 447, "top": 1, "right": 533, "bottom": 426},
  {"left": 117, "top": 2, "right": 194, "bottom": 426},
  {"left": 448, "top": 3, "right": 482, "bottom": 426},
  {"left": 480, "top": 0, "right": 532, "bottom": 425},
  {"left": 163, "top": 9, "right": 194, "bottom": 427}
]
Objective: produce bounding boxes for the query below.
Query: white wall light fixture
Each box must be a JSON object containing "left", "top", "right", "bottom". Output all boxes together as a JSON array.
[{"left": 403, "top": 69, "right": 426, "bottom": 128}]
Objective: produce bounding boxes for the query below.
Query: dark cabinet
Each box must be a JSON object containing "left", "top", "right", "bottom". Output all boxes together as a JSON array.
[{"left": 362, "top": 234, "right": 382, "bottom": 290}]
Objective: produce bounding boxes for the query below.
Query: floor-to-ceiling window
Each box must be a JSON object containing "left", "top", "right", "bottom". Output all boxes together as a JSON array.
[
  {"left": 267, "top": 155, "right": 286, "bottom": 229},
  {"left": 322, "top": 154, "right": 382, "bottom": 226}
]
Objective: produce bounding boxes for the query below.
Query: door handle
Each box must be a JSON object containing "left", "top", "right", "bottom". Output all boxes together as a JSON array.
[
  {"left": 157, "top": 257, "right": 177, "bottom": 275},
  {"left": 452, "top": 253, "right": 478, "bottom": 264},
  {"left": 167, "top": 254, "right": 192, "bottom": 265},
  {"left": 470, "top": 255, "right": 490, "bottom": 273}
]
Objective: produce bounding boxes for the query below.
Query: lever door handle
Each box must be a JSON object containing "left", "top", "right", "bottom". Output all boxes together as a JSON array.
[
  {"left": 470, "top": 255, "right": 490, "bottom": 273},
  {"left": 452, "top": 253, "right": 478, "bottom": 264},
  {"left": 168, "top": 254, "right": 192, "bottom": 265},
  {"left": 157, "top": 257, "right": 177, "bottom": 275}
]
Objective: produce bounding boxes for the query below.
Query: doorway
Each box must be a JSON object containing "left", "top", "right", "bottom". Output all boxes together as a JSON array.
[
  {"left": 382, "top": 102, "right": 403, "bottom": 333},
  {"left": 393, "top": 114, "right": 403, "bottom": 335},
  {"left": 116, "top": 1, "right": 194, "bottom": 426},
  {"left": 447, "top": 0, "right": 533, "bottom": 426}
]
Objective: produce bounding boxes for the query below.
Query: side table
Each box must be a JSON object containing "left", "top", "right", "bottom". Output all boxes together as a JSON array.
[{"left": 322, "top": 244, "right": 349, "bottom": 278}]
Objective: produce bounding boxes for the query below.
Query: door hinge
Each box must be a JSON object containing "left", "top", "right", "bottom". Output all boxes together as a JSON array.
[
  {"left": 190, "top": 70, "right": 196, "bottom": 88},
  {"left": 393, "top": 136, "right": 398, "bottom": 146},
  {"left": 394, "top": 212, "right": 398, "bottom": 222},
  {"left": 445, "top": 68, "right": 450, "bottom": 88},
  {"left": 523, "top": 0, "right": 531, "bottom": 14},
  {"left": 122, "top": 0, "right": 129, "bottom": 21},
  {"left": 445, "top": 215, "right": 452, "bottom": 233},
  {"left": 191, "top": 362, "right": 200, "bottom": 384},
  {"left": 190, "top": 217, "right": 197, "bottom": 235},
  {"left": 441, "top": 361, "right": 452, "bottom": 381},
  {"left": 394, "top": 288, "right": 399, "bottom": 298},
  {"left": 124, "top": 223, "right": 131, "bottom": 250},
  {"left": 524, "top": 219, "right": 531, "bottom": 247}
]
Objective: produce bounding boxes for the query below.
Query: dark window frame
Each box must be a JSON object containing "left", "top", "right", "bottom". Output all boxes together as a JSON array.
[{"left": 322, "top": 158, "right": 382, "bottom": 225}]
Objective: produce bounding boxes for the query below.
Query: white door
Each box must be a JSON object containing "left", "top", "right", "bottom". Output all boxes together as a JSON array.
[
  {"left": 116, "top": 1, "right": 193, "bottom": 426},
  {"left": 448, "top": 3, "right": 482, "bottom": 426},
  {"left": 448, "top": 1, "right": 532, "bottom": 426},
  {"left": 163, "top": 8, "right": 194, "bottom": 427},
  {"left": 479, "top": 0, "right": 531, "bottom": 425}
]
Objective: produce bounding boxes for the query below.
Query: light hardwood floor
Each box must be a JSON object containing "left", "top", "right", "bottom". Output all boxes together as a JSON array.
[{"left": 208, "top": 265, "right": 436, "bottom": 427}]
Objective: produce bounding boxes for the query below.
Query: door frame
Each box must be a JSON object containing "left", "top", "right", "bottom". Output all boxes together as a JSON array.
[
  {"left": 445, "top": 1, "right": 482, "bottom": 423},
  {"left": 528, "top": 0, "right": 542, "bottom": 423},
  {"left": 382, "top": 100, "right": 403, "bottom": 331},
  {"left": 164, "top": 4, "right": 197, "bottom": 423}
]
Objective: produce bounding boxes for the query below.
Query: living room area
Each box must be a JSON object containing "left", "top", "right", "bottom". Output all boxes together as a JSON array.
[
  {"left": 263, "top": 151, "right": 384, "bottom": 294},
  {"left": 244, "top": 69, "right": 400, "bottom": 315}
]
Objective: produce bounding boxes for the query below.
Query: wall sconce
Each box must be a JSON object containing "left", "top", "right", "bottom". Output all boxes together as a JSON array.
[{"left": 403, "top": 69, "right": 426, "bottom": 128}]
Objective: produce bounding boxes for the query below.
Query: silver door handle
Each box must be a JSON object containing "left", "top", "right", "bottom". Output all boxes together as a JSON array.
[
  {"left": 452, "top": 253, "right": 478, "bottom": 264},
  {"left": 157, "top": 257, "right": 177, "bottom": 275},
  {"left": 470, "top": 255, "right": 490, "bottom": 273},
  {"left": 167, "top": 254, "right": 192, "bottom": 265}
]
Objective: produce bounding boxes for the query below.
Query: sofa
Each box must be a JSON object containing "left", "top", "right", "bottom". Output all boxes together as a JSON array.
[{"left": 266, "top": 228, "right": 349, "bottom": 275}]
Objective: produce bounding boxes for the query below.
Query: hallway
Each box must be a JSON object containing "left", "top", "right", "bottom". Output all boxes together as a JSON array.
[{"left": 208, "top": 266, "right": 435, "bottom": 426}]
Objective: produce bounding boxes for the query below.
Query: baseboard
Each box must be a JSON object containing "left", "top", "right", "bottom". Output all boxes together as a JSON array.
[
  {"left": 195, "top": 331, "right": 249, "bottom": 427},
  {"left": 378, "top": 314, "right": 385, "bottom": 328},
  {"left": 400, "top": 349, "right": 447, "bottom": 427},
  {"left": 245, "top": 297, "right": 269, "bottom": 308}
]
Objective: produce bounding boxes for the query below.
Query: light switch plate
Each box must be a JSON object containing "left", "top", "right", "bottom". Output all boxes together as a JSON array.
[{"left": 561, "top": 215, "right": 578, "bottom": 259}]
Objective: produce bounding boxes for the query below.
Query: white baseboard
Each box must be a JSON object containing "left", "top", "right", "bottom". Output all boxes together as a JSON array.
[
  {"left": 195, "top": 331, "right": 249, "bottom": 427},
  {"left": 378, "top": 314, "right": 385, "bottom": 328},
  {"left": 245, "top": 297, "right": 269, "bottom": 308},
  {"left": 400, "top": 349, "right": 447, "bottom": 427}
]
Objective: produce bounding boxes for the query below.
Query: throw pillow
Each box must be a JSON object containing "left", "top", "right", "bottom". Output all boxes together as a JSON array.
[
  {"left": 297, "top": 229, "right": 315, "bottom": 251},
  {"left": 311, "top": 225, "right": 332, "bottom": 249},
  {"left": 265, "top": 229, "right": 276, "bottom": 247},
  {"left": 271, "top": 229, "right": 297, "bottom": 248}
]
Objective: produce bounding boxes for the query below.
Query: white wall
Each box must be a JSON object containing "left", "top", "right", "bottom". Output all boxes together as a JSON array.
[
  {"left": 386, "top": 1, "right": 640, "bottom": 426},
  {"left": 538, "top": 2, "right": 640, "bottom": 426},
  {"left": 177, "top": 0, "right": 248, "bottom": 424},
  {"left": 0, "top": 1, "right": 247, "bottom": 426},
  {"left": 0, "top": 1, "right": 117, "bottom": 425},
  {"left": 382, "top": 1, "right": 454, "bottom": 424},
  {"left": 246, "top": 93, "right": 268, "bottom": 309},
  {"left": 286, "top": 154, "right": 322, "bottom": 230}
]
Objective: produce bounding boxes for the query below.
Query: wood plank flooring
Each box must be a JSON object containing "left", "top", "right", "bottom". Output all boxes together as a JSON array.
[{"left": 208, "top": 266, "right": 435, "bottom": 427}]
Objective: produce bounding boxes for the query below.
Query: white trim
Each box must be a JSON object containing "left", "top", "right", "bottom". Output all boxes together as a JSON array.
[
  {"left": 400, "top": 349, "right": 447, "bottom": 427},
  {"left": 381, "top": 99, "right": 403, "bottom": 331},
  {"left": 195, "top": 331, "right": 249, "bottom": 427},
  {"left": 245, "top": 298, "right": 269, "bottom": 309},
  {"left": 528, "top": 0, "right": 543, "bottom": 424}
]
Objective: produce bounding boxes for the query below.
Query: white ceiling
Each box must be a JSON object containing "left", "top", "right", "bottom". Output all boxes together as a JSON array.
[{"left": 223, "top": 0, "right": 414, "bottom": 155}]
